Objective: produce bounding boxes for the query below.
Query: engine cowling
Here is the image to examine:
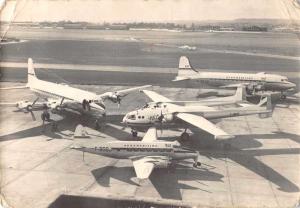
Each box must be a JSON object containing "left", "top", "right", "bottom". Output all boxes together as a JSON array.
[
  {"left": 107, "top": 93, "right": 121, "bottom": 104},
  {"left": 154, "top": 160, "right": 172, "bottom": 168},
  {"left": 162, "top": 113, "right": 174, "bottom": 122},
  {"left": 16, "top": 100, "right": 32, "bottom": 109},
  {"left": 246, "top": 83, "right": 264, "bottom": 94}
]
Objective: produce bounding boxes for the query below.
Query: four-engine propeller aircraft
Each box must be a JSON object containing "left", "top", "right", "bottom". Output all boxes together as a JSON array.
[
  {"left": 173, "top": 56, "right": 296, "bottom": 99},
  {"left": 71, "top": 127, "right": 201, "bottom": 180},
  {"left": 122, "top": 90, "right": 273, "bottom": 140},
  {"left": 1, "top": 58, "right": 151, "bottom": 126}
]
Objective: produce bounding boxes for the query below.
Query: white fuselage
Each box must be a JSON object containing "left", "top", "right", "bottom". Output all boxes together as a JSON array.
[
  {"left": 123, "top": 102, "right": 269, "bottom": 131},
  {"left": 82, "top": 141, "right": 198, "bottom": 162},
  {"left": 179, "top": 72, "right": 295, "bottom": 91}
]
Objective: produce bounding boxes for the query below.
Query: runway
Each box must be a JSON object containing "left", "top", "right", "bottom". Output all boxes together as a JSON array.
[{"left": 1, "top": 28, "right": 299, "bottom": 89}]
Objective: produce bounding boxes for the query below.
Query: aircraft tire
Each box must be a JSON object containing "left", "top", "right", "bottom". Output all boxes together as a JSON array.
[
  {"left": 280, "top": 94, "right": 286, "bottom": 100},
  {"left": 180, "top": 132, "right": 190, "bottom": 141},
  {"left": 132, "top": 130, "right": 138, "bottom": 138},
  {"left": 26, "top": 105, "right": 33, "bottom": 112}
]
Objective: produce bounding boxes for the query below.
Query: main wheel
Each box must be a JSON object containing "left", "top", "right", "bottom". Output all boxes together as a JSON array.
[
  {"left": 280, "top": 94, "right": 286, "bottom": 100},
  {"left": 132, "top": 130, "right": 138, "bottom": 137},
  {"left": 180, "top": 132, "right": 190, "bottom": 141},
  {"left": 193, "top": 162, "right": 201, "bottom": 168}
]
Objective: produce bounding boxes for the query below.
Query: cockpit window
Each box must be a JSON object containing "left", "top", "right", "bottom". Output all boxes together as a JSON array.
[
  {"left": 281, "top": 79, "right": 288, "bottom": 82},
  {"left": 127, "top": 114, "right": 136, "bottom": 120},
  {"left": 142, "top": 104, "right": 149, "bottom": 109}
]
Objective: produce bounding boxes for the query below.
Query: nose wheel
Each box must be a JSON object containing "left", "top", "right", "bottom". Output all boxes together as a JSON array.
[{"left": 193, "top": 162, "right": 201, "bottom": 168}]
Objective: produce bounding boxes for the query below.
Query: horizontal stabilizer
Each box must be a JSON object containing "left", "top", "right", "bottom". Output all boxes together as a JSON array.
[
  {"left": 172, "top": 76, "right": 190, "bottom": 82},
  {"left": 73, "top": 124, "right": 90, "bottom": 138}
]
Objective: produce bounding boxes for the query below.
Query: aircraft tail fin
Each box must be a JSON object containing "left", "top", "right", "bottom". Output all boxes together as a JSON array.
[
  {"left": 173, "top": 56, "right": 198, "bottom": 81},
  {"left": 27, "top": 58, "right": 38, "bottom": 86}
]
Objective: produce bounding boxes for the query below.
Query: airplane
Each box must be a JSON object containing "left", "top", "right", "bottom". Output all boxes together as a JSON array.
[
  {"left": 173, "top": 56, "right": 296, "bottom": 99},
  {"left": 1, "top": 58, "right": 151, "bottom": 127},
  {"left": 71, "top": 127, "right": 201, "bottom": 180},
  {"left": 122, "top": 90, "right": 273, "bottom": 140},
  {"left": 178, "top": 45, "right": 197, "bottom": 51}
]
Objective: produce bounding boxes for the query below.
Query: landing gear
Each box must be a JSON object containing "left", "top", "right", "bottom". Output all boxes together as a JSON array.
[
  {"left": 193, "top": 162, "right": 201, "bottom": 168},
  {"left": 95, "top": 119, "right": 101, "bottom": 130},
  {"left": 280, "top": 94, "right": 286, "bottom": 100},
  {"left": 180, "top": 130, "right": 190, "bottom": 141},
  {"left": 131, "top": 129, "right": 138, "bottom": 138}
]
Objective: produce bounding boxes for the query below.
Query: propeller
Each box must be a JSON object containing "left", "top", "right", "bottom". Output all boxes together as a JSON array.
[
  {"left": 25, "top": 98, "right": 39, "bottom": 121},
  {"left": 29, "top": 111, "right": 36, "bottom": 121}
]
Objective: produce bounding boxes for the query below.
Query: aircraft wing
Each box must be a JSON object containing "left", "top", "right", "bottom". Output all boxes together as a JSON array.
[
  {"left": 176, "top": 113, "right": 232, "bottom": 139},
  {"left": 141, "top": 90, "right": 172, "bottom": 102},
  {"left": 132, "top": 157, "right": 156, "bottom": 179},
  {"left": 142, "top": 127, "right": 157, "bottom": 142},
  {"left": 99, "top": 85, "right": 152, "bottom": 100},
  {"left": 0, "top": 86, "right": 29, "bottom": 90},
  {"left": 220, "top": 83, "right": 250, "bottom": 88}
]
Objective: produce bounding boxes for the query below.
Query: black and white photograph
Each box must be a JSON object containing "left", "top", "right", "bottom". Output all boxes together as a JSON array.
[{"left": 0, "top": 0, "right": 299, "bottom": 207}]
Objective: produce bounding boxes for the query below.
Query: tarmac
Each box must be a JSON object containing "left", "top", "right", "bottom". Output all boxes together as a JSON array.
[{"left": 0, "top": 83, "right": 299, "bottom": 208}]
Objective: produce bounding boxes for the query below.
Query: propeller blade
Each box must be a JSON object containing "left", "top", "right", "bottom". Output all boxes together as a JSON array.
[
  {"left": 30, "top": 111, "right": 36, "bottom": 121},
  {"left": 117, "top": 96, "right": 121, "bottom": 108},
  {"left": 32, "top": 97, "right": 39, "bottom": 106}
]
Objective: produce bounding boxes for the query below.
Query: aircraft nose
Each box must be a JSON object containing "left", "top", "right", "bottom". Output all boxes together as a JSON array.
[
  {"left": 122, "top": 115, "right": 127, "bottom": 124},
  {"left": 286, "top": 81, "right": 296, "bottom": 89}
]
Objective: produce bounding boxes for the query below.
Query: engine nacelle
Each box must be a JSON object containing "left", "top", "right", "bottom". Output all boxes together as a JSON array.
[
  {"left": 154, "top": 160, "right": 172, "bottom": 168},
  {"left": 109, "top": 94, "right": 118, "bottom": 103},
  {"left": 162, "top": 113, "right": 174, "bottom": 122},
  {"left": 16, "top": 100, "right": 32, "bottom": 109},
  {"left": 247, "top": 83, "right": 265, "bottom": 94},
  {"left": 47, "top": 100, "right": 59, "bottom": 110},
  {"left": 108, "top": 94, "right": 121, "bottom": 104}
]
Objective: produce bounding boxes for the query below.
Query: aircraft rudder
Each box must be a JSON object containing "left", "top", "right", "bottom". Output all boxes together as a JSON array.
[{"left": 177, "top": 56, "right": 198, "bottom": 77}]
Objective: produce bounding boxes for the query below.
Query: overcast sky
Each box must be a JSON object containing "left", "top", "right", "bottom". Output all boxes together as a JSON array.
[{"left": 1, "top": 0, "right": 299, "bottom": 23}]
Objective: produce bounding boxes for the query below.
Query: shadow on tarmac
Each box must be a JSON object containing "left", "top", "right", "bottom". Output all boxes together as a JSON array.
[
  {"left": 91, "top": 163, "right": 224, "bottom": 200},
  {"left": 185, "top": 131, "right": 300, "bottom": 193},
  {"left": 48, "top": 194, "right": 190, "bottom": 208}
]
